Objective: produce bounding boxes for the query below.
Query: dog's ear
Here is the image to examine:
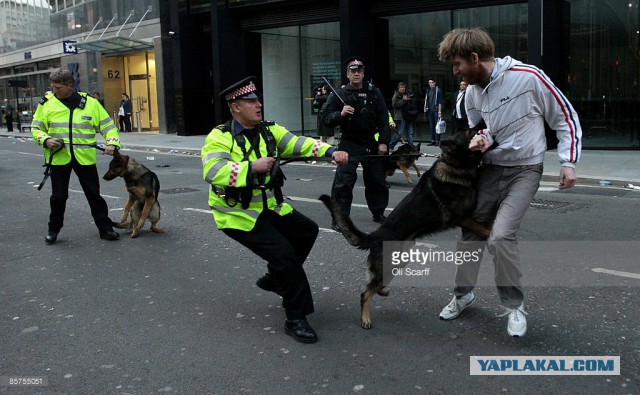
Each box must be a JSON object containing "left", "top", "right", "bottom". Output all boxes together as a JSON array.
[{"left": 439, "top": 139, "right": 453, "bottom": 153}]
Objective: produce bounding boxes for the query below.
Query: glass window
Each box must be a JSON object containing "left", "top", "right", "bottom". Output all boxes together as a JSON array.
[
  {"left": 387, "top": 4, "right": 528, "bottom": 142},
  {"left": 569, "top": 0, "right": 640, "bottom": 148},
  {"left": 259, "top": 22, "right": 340, "bottom": 134}
]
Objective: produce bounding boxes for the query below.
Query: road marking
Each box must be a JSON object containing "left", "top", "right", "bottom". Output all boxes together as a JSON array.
[
  {"left": 592, "top": 268, "right": 640, "bottom": 280},
  {"left": 287, "top": 196, "right": 393, "bottom": 211},
  {"left": 68, "top": 189, "right": 121, "bottom": 199},
  {"left": 18, "top": 152, "right": 42, "bottom": 157},
  {"left": 184, "top": 207, "right": 211, "bottom": 214}
]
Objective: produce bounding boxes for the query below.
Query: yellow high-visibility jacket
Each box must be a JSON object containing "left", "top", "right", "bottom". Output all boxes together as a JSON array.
[
  {"left": 31, "top": 92, "right": 120, "bottom": 165},
  {"left": 202, "top": 120, "right": 334, "bottom": 231}
]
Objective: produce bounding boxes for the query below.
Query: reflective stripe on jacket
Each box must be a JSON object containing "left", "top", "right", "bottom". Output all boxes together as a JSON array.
[
  {"left": 202, "top": 120, "right": 333, "bottom": 231},
  {"left": 30, "top": 92, "right": 120, "bottom": 165}
]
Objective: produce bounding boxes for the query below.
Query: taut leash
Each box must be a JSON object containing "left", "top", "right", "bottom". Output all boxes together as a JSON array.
[
  {"left": 279, "top": 152, "right": 439, "bottom": 166},
  {"left": 37, "top": 142, "right": 108, "bottom": 191}
]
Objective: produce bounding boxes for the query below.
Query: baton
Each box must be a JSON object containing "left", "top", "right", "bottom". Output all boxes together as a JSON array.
[{"left": 322, "top": 77, "right": 346, "bottom": 106}]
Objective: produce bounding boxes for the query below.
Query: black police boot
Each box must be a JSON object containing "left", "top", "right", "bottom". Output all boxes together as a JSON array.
[
  {"left": 45, "top": 230, "right": 59, "bottom": 245},
  {"left": 372, "top": 214, "right": 386, "bottom": 224},
  {"left": 256, "top": 273, "right": 277, "bottom": 293},
  {"left": 100, "top": 230, "right": 120, "bottom": 241},
  {"left": 284, "top": 318, "right": 318, "bottom": 344}
]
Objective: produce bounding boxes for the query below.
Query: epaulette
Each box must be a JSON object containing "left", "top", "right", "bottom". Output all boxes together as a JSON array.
[
  {"left": 39, "top": 95, "right": 49, "bottom": 105},
  {"left": 263, "top": 120, "right": 276, "bottom": 127}
]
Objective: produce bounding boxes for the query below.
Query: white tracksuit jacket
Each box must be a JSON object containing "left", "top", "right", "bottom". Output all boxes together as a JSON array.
[{"left": 465, "top": 56, "right": 582, "bottom": 168}]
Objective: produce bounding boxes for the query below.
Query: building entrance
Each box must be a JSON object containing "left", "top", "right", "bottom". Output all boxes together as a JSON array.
[{"left": 102, "top": 51, "right": 158, "bottom": 131}]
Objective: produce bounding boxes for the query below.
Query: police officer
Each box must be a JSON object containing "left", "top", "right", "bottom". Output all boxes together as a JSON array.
[
  {"left": 202, "top": 76, "right": 348, "bottom": 344},
  {"left": 321, "top": 57, "right": 390, "bottom": 226},
  {"left": 31, "top": 70, "right": 121, "bottom": 244}
]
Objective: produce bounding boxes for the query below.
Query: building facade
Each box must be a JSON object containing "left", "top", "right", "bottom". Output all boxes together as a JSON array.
[
  {"left": 0, "top": 0, "right": 163, "bottom": 132},
  {"left": 1, "top": 0, "right": 638, "bottom": 148}
]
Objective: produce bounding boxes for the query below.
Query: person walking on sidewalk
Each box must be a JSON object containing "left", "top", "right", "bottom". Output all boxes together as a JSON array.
[
  {"left": 30, "top": 70, "right": 121, "bottom": 244},
  {"left": 4, "top": 99, "right": 15, "bottom": 132},
  {"left": 202, "top": 76, "right": 348, "bottom": 344},
  {"left": 390, "top": 81, "right": 416, "bottom": 150},
  {"left": 436, "top": 27, "right": 582, "bottom": 337}
]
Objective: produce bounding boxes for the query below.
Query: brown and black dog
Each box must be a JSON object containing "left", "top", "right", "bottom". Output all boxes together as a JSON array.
[
  {"left": 103, "top": 151, "right": 163, "bottom": 238},
  {"left": 385, "top": 143, "right": 422, "bottom": 184},
  {"left": 320, "top": 127, "right": 490, "bottom": 329}
]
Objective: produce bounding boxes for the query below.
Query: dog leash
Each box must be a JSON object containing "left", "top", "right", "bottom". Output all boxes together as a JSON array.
[
  {"left": 279, "top": 152, "right": 438, "bottom": 166},
  {"left": 37, "top": 142, "right": 109, "bottom": 191},
  {"left": 37, "top": 140, "right": 65, "bottom": 191}
]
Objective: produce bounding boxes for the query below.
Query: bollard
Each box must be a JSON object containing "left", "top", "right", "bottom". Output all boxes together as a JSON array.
[{"left": 136, "top": 111, "right": 141, "bottom": 133}]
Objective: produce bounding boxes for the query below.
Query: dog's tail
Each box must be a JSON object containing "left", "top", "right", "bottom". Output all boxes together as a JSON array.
[{"left": 319, "top": 194, "right": 375, "bottom": 250}]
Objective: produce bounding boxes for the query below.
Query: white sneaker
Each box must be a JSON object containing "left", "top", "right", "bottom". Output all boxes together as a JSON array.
[
  {"left": 439, "top": 292, "right": 475, "bottom": 320},
  {"left": 502, "top": 303, "right": 527, "bottom": 337}
]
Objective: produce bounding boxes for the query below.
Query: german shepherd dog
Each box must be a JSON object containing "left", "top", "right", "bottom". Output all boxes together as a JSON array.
[
  {"left": 320, "top": 127, "right": 490, "bottom": 329},
  {"left": 385, "top": 143, "right": 422, "bottom": 184},
  {"left": 103, "top": 151, "right": 164, "bottom": 238}
]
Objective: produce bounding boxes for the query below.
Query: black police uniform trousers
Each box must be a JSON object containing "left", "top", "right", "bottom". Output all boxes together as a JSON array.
[
  {"left": 222, "top": 209, "right": 318, "bottom": 319},
  {"left": 331, "top": 139, "right": 389, "bottom": 218},
  {"left": 49, "top": 156, "right": 113, "bottom": 234}
]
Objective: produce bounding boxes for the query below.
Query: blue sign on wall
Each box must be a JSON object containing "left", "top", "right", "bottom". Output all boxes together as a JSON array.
[{"left": 63, "top": 40, "right": 77, "bottom": 54}]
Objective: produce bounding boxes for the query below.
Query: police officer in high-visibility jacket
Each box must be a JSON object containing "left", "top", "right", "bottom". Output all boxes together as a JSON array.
[
  {"left": 202, "top": 76, "right": 348, "bottom": 344},
  {"left": 31, "top": 70, "right": 121, "bottom": 244}
]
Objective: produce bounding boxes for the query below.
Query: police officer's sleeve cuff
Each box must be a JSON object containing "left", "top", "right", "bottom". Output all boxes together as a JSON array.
[{"left": 325, "top": 147, "right": 336, "bottom": 157}]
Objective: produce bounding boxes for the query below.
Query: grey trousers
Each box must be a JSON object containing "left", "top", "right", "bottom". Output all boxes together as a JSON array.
[{"left": 453, "top": 163, "right": 543, "bottom": 308}]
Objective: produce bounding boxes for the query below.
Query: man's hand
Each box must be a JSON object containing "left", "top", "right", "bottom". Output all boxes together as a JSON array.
[
  {"left": 341, "top": 105, "right": 355, "bottom": 117},
  {"left": 251, "top": 157, "right": 275, "bottom": 174},
  {"left": 469, "top": 135, "right": 489, "bottom": 153},
  {"left": 331, "top": 150, "right": 349, "bottom": 165},
  {"left": 45, "top": 139, "right": 62, "bottom": 149},
  {"left": 378, "top": 143, "right": 388, "bottom": 155},
  {"left": 104, "top": 145, "right": 116, "bottom": 155},
  {"left": 559, "top": 166, "right": 577, "bottom": 189}
]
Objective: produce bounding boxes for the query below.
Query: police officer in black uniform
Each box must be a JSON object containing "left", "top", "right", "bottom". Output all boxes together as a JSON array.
[{"left": 321, "top": 57, "right": 390, "bottom": 226}]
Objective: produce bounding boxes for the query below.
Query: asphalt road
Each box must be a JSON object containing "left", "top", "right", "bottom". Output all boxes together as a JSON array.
[{"left": 1, "top": 137, "right": 639, "bottom": 394}]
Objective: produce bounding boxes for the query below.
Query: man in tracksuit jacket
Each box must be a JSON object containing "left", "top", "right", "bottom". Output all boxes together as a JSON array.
[{"left": 436, "top": 28, "right": 582, "bottom": 337}]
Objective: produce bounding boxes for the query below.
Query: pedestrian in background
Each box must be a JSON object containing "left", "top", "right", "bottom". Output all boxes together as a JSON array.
[
  {"left": 390, "top": 81, "right": 417, "bottom": 150},
  {"left": 451, "top": 80, "right": 468, "bottom": 132},
  {"left": 423, "top": 77, "right": 443, "bottom": 145},
  {"left": 30, "top": 70, "right": 121, "bottom": 244},
  {"left": 202, "top": 76, "right": 348, "bottom": 344},
  {"left": 93, "top": 92, "right": 105, "bottom": 108},
  {"left": 313, "top": 85, "right": 334, "bottom": 143},
  {"left": 4, "top": 98, "right": 15, "bottom": 132},
  {"left": 436, "top": 27, "right": 582, "bottom": 337},
  {"left": 120, "top": 93, "right": 132, "bottom": 133}
]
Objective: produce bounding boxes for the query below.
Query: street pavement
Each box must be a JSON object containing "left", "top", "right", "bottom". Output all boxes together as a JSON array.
[
  {"left": 1, "top": 134, "right": 639, "bottom": 393},
  {"left": 2, "top": 127, "right": 639, "bottom": 186}
]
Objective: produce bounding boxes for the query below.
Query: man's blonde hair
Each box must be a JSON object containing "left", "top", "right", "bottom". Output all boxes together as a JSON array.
[{"left": 438, "top": 28, "right": 495, "bottom": 62}]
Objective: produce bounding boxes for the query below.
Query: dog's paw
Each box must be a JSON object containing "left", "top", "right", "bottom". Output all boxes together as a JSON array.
[
  {"left": 151, "top": 226, "right": 164, "bottom": 234},
  {"left": 131, "top": 230, "right": 139, "bottom": 238},
  {"left": 377, "top": 287, "right": 390, "bottom": 297},
  {"left": 361, "top": 320, "right": 372, "bottom": 330}
]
